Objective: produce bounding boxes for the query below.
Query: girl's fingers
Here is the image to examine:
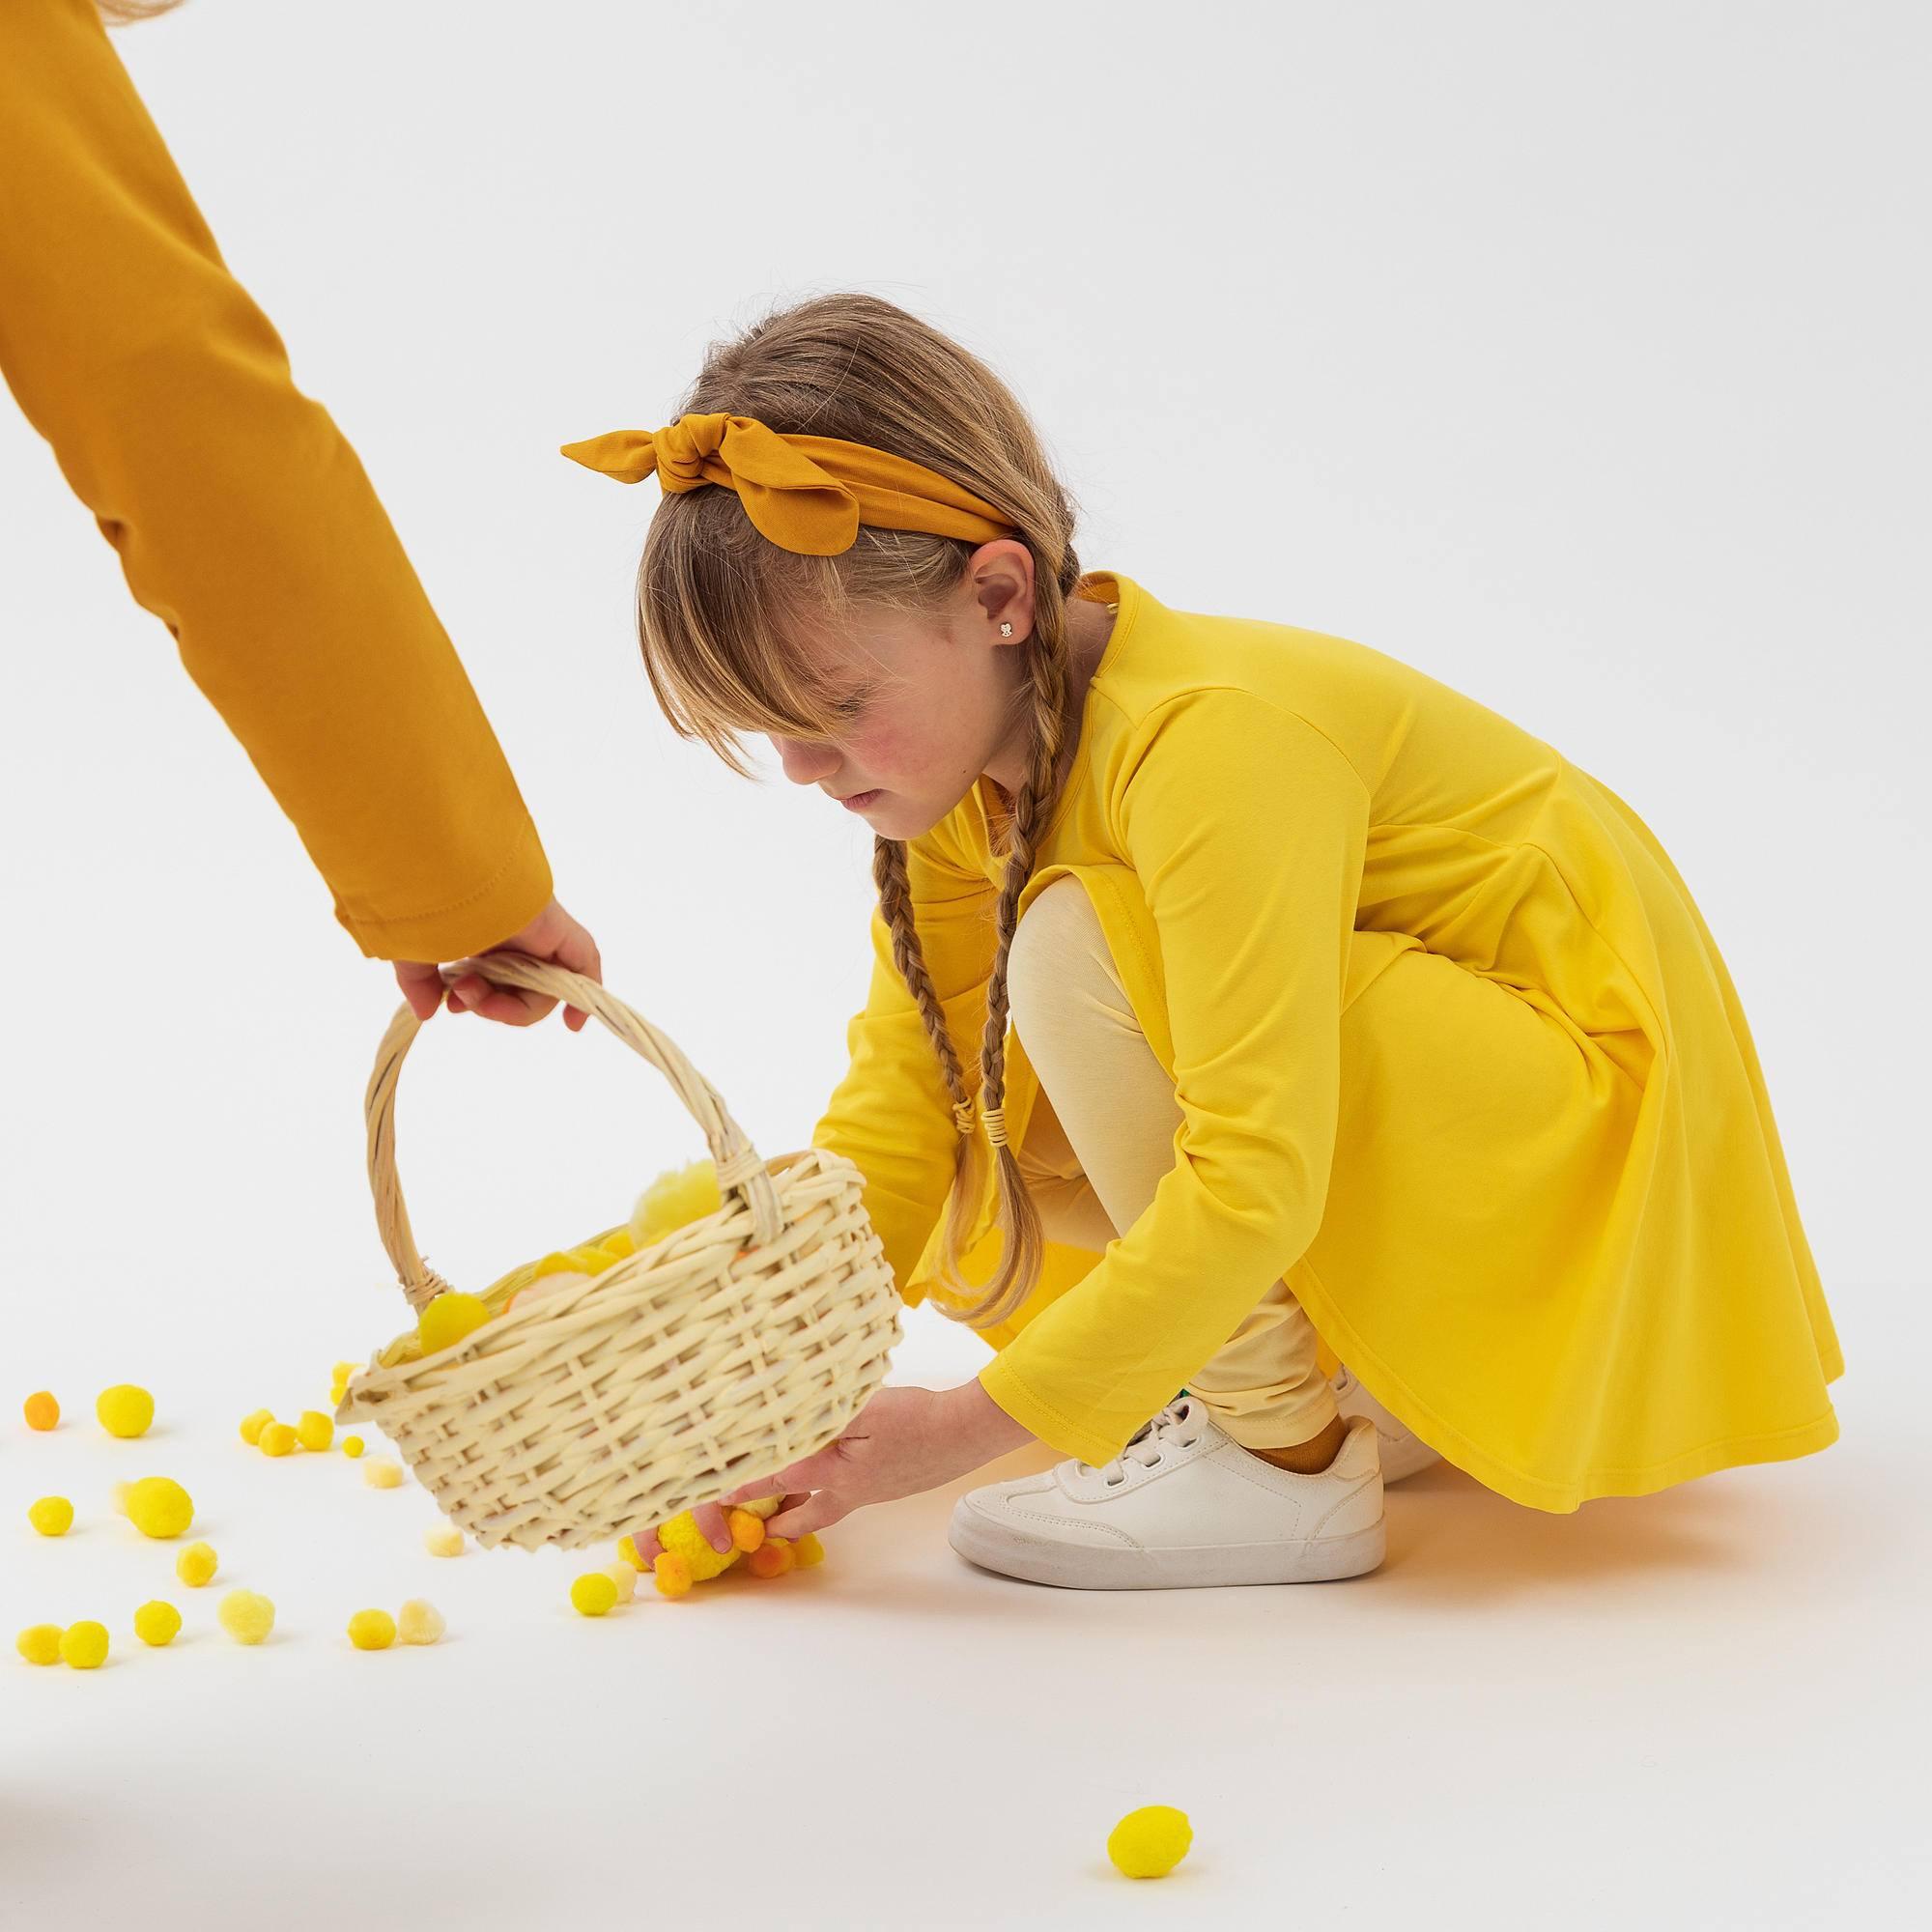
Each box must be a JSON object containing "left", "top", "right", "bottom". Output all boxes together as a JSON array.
[
  {"left": 692, "top": 1500, "right": 733, "bottom": 1555},
  {"left": 767, "top": 1492, "right": 844, "bottom": 1539}
]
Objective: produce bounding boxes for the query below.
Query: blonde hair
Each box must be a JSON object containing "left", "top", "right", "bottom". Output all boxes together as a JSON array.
[
  {"left": 98, "top": 1, "right": 186, "bottom": 21},
  {"left": 631, "top": 293, "right": 1084, "bottom": 1329}
]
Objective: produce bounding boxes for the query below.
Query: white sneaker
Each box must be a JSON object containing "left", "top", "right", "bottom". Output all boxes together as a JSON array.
[
  {"left": 947, "top": 1396, "right": 1384, "bottom": 1590},
  {"left": 1331, "top": 1365, "right": 1441, "bottom": 1483}
]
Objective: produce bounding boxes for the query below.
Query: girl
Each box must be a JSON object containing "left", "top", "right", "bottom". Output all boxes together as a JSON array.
[{"left": 576, "top": 293, "right": 1843, "bottom": 1590}]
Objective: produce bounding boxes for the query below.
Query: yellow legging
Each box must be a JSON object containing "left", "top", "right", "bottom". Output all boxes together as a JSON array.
[{"left": 1008, "top": 874, "right": 1339, "bottom": 1452}]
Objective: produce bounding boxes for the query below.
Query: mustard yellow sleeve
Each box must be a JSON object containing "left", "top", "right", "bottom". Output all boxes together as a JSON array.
[
  {"left": 978, "top": 693, "right": 1371, "bottom": 1463},
  {"left": 810, "top": 827, "right": 997, "bottom": 1302},
  {"left": 0, "top": 0, "right": 552, "bottom": 961}
]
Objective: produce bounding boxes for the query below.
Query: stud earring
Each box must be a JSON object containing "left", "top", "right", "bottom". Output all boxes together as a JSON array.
[{"left": 999, "top": 621, "right": 1014, "bottom": 638}]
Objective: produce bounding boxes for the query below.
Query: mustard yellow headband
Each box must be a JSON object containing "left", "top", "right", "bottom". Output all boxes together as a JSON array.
[{"left": 560, "top": 411, "right": 1017, "bottom": 557}]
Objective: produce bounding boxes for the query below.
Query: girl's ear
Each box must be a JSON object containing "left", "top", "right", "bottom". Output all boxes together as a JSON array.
[{"left": 967, "top": 540, "right": 1037, "bottom": 641}]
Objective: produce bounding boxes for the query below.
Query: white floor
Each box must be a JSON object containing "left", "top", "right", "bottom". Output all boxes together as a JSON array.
[{"left": 5, "top": 1293, "right": 1921, "bottom": 1932}]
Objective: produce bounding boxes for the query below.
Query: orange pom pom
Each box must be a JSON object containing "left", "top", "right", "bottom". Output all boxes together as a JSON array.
[
  {"left": 23, "top": 1391, "right": 59, "bottom": 1432},
  {"left": 652, "top": 1551, "right": 693, "bottom": 1599},
  {"left": 747, "top": 1538, "right": 796, "bottom": 1579},
  {"left": 726, "top": 1508, "right": 767, "bottom": 1554}
]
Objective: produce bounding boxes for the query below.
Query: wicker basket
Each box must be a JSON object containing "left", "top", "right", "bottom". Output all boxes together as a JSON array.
[{"left": 335, "top": 952, "right": 900, "bottom": 1552}]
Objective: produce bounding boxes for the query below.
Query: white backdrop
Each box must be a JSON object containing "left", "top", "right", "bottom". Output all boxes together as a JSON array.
[{"left": 3, "top": 5, "right": 1926, "bottom": 1928}]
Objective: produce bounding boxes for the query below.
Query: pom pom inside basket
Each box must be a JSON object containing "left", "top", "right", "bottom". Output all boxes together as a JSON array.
[{"left": 338, "top": 952, "right": 900, "bottom": 1551}]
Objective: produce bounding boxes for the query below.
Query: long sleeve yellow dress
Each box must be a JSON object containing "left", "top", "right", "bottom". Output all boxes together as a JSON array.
[
  {"left": 0, "top": 0, "right": 552, "bottom": 962},
  {"left": 812, "top": 570, "right": 1843, "bottom": 1514}
]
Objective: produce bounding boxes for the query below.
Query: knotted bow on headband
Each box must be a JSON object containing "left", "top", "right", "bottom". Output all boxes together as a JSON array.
[{"left": 560, "top": 411, "right": 1017, "bottom": 556}]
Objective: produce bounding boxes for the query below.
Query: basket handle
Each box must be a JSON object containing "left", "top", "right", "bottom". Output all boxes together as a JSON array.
[{"left": 364, "top": 951, "right": 784, "bottom": 1312}]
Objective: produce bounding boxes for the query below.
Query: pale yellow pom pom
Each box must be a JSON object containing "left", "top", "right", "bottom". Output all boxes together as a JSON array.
[
  {"left": 218, "top": 1590, "right": 274, "bottom": 1645},
  {"left": 176, "top": 1541, "right": 218, "bottom": 1587},
  {"left": 606, "top": 1562, "right": 638, "bottom": 1604},
  {"left": 423, "top": 1524, "right": 464, "bottom": 1558},
  {"left": 397, "top": 1599, "right": 445, "bottom": 1645},
  {"left": 363, "top": 1458, "right": 404, "bottom": 1490}
]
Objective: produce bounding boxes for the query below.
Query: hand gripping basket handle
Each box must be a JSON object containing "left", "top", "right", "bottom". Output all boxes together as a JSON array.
[{"left": 363, "top": 952, "right": 784, "bottom": 1312}]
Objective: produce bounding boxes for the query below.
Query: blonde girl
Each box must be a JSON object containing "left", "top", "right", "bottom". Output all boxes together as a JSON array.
[{"left": 584, "top": 293, "right": 1842, "bottom": 1590}]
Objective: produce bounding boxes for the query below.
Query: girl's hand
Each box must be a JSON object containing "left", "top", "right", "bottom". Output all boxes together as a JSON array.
[
  {"left": 712, "top": 1380, "right": 1036, "bottom": 1539},
  {"left": 622, "top": 1494, "right": 811, "bottom": 1571},
  {"left": 392, "top": 895, "right": 603, "bottom": 1031}
]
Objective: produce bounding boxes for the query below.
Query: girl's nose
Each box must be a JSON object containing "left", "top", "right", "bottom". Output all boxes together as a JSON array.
[{"left": 770, "top": 735, "right": 838, "bottom": 786}]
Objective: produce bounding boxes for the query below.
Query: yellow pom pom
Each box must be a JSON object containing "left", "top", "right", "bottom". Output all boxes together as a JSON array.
[
  {"left": 564, "top": 1242, "right": 614, "bottom": 1275},
  {"left": 363, "top": 1458, "right": 404, "bottom": 1490},
  {"left": 630, "top": 1159, "right": 722, "bottom": 1249},
  {"left": 606, "top": 1563, "right": 638, "bottom": 1604},
  {"left": 652, "top": 1552, "right": 693, "bottom": 1599},
  {"left": 794, "top": 1530, "right": 826, "bottom": 1568},
  {"left": 176, "top": 1542, "right": 218, "bottom": 1588},
  {"left": 1106, "top": 1805, "right": 1193, "bottom": 1880},
  {"left": 133, "top": 1600, "right": 182, "bottom": 1647},
  {"left": 23, "top": 1390, "right": 60, "bottom": 1431},
  {"left": 612, "top": 1535, "right": 645, "bottom": 1572},
  {"left": 531, "top": 1251, "right": 583, "bottom": 1280},
  {"left": 423, "top": 1524, "right": 464, "bottom": 1558},
  {"left": 239, "top": 1408, "right": 272, "bottom": 1444},
  {"left": 296, "top": 1410, "right": 334, "bottom": 1453},
  {"left": 598, "top": 1229, "right": 638, "bottom": 1264},
  {"left": 96, "top": 1384, "right": 154, "bottom": 1438},
  {"left": 28, "top": 1495, "right": 73, "bottom": 1537},
  {"left": 16, "top": 1623, "right": 63, "bottom": 1665},
  {"left": 570, "top": 1572, "right": 619, "bottom": 1617},
  {"left": 59, "top": 1621, "right": 108, "bottom": 1669},
  {"left": 397, "top": 1599, "right": 445, "bottom": 1645},
  {"left": 416, "top": 1292, "right": 492, "bottom": 1355},
  {"left": 259, "top": 1422, "right": 297, "bottom": 1458},
  {"left": 331, "top": 1360, "right": 357, "bottom": 1387},
  {"left": 123, "top": 1476, "right": 194, "bottom": 1540},
  {"left": 217, "top": 1590, "right": 274, "bottom": 1645},
  {"left": 341, "top": 1435, "right": 365, "bottom": 1459},
  {"left": 347, "top": 1608, "right": 396, "bottom": 1651},
  {"left": 656, "top": 1510, "right": 739, "bottom": 1583}
]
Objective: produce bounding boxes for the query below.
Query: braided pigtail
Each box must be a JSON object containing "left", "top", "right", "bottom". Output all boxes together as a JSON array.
[
  {"left": 923, "top": 560, "right": 1080, "bottom": 1328},
  {"left": 870, "top": 834, "right": 991, "bottom": 1287}
]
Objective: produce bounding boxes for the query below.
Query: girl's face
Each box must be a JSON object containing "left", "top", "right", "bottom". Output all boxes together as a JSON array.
[{"left": 767, "top": 545, "right": 1038, "bottom": 843}]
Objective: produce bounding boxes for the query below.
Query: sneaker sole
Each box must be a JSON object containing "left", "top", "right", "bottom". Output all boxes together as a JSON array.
[{"left": 946, "top": 1500, "right": 1386, "bottom": 1591}]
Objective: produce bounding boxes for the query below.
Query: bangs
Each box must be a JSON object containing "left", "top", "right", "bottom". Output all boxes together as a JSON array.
[{"left": 636, "top": 497, "right": 852, "bottom": 778}]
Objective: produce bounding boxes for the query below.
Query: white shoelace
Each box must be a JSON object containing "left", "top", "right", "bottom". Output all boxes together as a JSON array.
[{"left": 1080, "top": 1398, "right": 1205, "bottom": 1487}]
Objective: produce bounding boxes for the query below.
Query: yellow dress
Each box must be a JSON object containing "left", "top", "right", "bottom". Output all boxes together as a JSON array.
[
  {"left": 0, "top": 0, "right": 551, "bottom": 961},
  {"left": 812, "top": 570, "right": 1842, "bottom": 1513}
]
